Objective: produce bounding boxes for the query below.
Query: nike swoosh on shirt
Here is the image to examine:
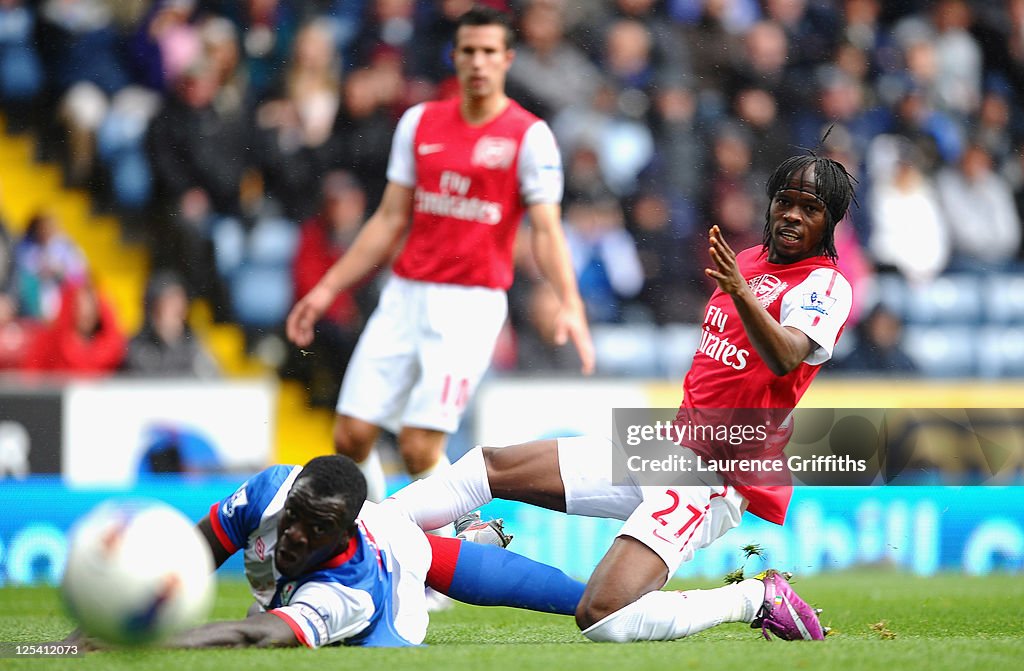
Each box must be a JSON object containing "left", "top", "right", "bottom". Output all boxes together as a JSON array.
[{"left": 418, "top": 143, "right": 445, "bottom": 155}]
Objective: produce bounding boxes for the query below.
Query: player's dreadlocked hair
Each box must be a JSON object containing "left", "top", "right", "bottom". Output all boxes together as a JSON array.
[
  {"left": 297, "top": 455, "right": 367, "bottom": 531},
  {"left": 457, "top": 5, "right": 515, "bottom": 48},
  {"left": 762, "top": 154, "right": 857, "bottom": 262}
]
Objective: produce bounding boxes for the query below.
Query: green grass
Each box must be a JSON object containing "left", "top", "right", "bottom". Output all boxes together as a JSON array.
[{"left": 2, "top": 571, "right": 1022, "bottom": 670}]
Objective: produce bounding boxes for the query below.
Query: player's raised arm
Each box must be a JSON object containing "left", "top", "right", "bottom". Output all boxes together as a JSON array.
[
  {"left": 528, "top": 201, "right": 595, "bottom": 375},
  {"left": 705, "top": 225, "right": 814, "bottom": 376},
  {"left": 286, "top": 182, "right": 413, "bottom": 347}
]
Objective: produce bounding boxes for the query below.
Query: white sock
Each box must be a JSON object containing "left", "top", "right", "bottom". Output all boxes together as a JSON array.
[
  {"left": 356, "top": 450, "right": 387, "bottom": 503},
  {"left": 411, "top": 454, "right": 454, "bottom": 535},
  {"left": 582, "top": 579, "right": 765, "bottom": 643},
  {"left": 388, "top": 446, "right": 492, "bottom": 531}
]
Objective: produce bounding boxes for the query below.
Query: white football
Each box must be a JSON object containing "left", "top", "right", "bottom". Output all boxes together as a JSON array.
[{"left": 62, "top": 499, "right": 215, "bottom": 645}]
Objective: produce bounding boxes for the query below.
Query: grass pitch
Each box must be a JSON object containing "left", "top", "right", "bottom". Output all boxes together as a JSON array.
[{"left": 1, "top": 570, "right": 1021, "bottom": 671}]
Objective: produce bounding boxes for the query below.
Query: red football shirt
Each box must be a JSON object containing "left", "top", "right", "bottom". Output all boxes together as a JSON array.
[
  {"left": 389, "top": 98, "right": 562, "bottom": 289},
  {"left": 677, "top": 247, "right": 853, "bottom": 524}
]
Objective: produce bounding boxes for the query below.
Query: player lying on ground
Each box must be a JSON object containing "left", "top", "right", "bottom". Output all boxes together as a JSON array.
[
  {"left": 390, "top": 154, "right": 857, "bottom": 643},
  {"left": 69, "top": 455, "right": 585, "bottom": 649}
]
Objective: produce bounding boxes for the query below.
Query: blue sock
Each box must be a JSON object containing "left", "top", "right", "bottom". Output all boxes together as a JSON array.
[{"left": 445, "top": 542, "right": 585, "bottom": 616}]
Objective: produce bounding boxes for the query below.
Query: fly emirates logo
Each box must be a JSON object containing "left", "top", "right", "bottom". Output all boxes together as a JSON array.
[
  {"left": 697, "top": 305, "right": 750, "bottom": 371},
  {"left": 415, "top": 170, "right": 503, "bottom": 225}
]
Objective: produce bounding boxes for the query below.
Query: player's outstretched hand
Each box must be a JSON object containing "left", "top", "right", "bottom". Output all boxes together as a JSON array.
[
  {"left": 553, "top": 300, "right": 596, "bottom": 375},
  {"left": 705, "top": 225, "right": 747, "bottom": 297},
  {"left": 285, "top": 284, "right": 334, "bottom": 348}
]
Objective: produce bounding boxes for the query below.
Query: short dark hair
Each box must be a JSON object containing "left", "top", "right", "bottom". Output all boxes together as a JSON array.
[
  {"left": 296, "top": 455, "right": 367, "bottom": 531},
  {"left": 456, "top": 5, "right": 515, "bottom": 49},
  {"left": 762, "top": 155, "right": 857, "bottom": 262}
]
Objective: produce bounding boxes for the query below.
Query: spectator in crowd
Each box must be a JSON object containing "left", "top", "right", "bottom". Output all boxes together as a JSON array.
[
  {"left": 646, "top": 82, "right": 704, "bottom": 205},
  {"left": 729, "top": 82, "right": 792, "bottom": 187},
  {"left": 146, "top": 57, "right": 252, "bottom": 306},
  {"left": 762, "top": 0, "right": 841, "bottom": 72},
  {"left": 506, "top": 0, "right": 604, "bottom": 120},
  {"left": 198, "top": 15, "right": 250, "bottom": 114},
  {"left": 552, "top": 80, "right": 654, "bottom": 199},
  {"left": 880, "top": 61, "right": 964, "bottom": 172},
  {"left": 830, "top": 302, "right": 917, "bottom": 375},
  {"left": 254, "top": 18, "right": 342, "bottom": 221},
  {"left": 283, "top": 171, "right": 370, "bottom": 408},
  {"left": 332, "top": 66, "right": 398, "bottom": 210},
  {"left": 727, "top": 20, "right": 804, "bottom": 120},
  {"left": 205, "top": 0, "right": 300, "bottom": 105},
  {"left": 409, "top": 0, "right": 481, "bottom": 87},
  {"left": 122, "top": 269, "right": 220, "bottom": 377},
  {"left": 564, "top": 196, "right": 644, "bottom": 324},
  {"left": 24, "top": 277, "right": 126, "bottom": 374},
  {"left": 792, "top": 65, "right": 893, "bottom": 164},
  {"left": 42, "top": 0, "right": 146, "bottom": 190},
  {"left": 701, "top": 121, "right": 761, "bottom": 252},
  {"left": 14, "top": 210, "right": 88, "bottom": 321},
  {"left": 894, "top": 0, "right": 982, "bottom": 120},
  {"left": 866, "top": 138, "right": 950, "bottom": 283},
  {"left": 347, "top": 0, "right": 417, "bottom": 70},
  {"left": 840, "top": 0, "right": 900, "bottom": 79},
  {"left": 678, "top": 0, "right": 749, "bottom": 103},
  {"left": 936, "top": 142, "right": 1022, "bottom": 270},
  {"left": 972, "top": 81, "right": 1018, "bottom": 167},
  {"left": 561, "top": 140, "right": 614, "bottom": 205},
  {"left": 580, "top": 0, "right": 693, "bottom": 90},
  {"left": 129, "top": 0, "right": 202, "bottom": 92},
  {"left": 970, "top": 0, "right": 1024, "bottom": 136},
  {"left": 0, "top": 0, "right": 45, "bottom": 124},
  {"left": 709, "top": 180, "right": 761, "bottom": 258},
  {"left": 0, "top": 290, "right": 41, "bottom": 369},
  {"left": 0, "top": 210, "right": 15, "bottom": 295},
  {"left": 630, "top": 189, "right": 703, "bottom": 324},
  {"left": 1007, "top": 143, "right": 1024, "bottom": 229}
]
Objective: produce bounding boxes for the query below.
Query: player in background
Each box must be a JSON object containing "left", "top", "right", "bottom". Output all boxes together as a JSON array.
[
  {"left": 86, "top": 455, "right": 584, "bottom": 649},
  {"left": 285, "top": 6, "right": 593, "bottom": 503},
  {"left": 388, "top": 154, "right": 857, "bottom": 643}
]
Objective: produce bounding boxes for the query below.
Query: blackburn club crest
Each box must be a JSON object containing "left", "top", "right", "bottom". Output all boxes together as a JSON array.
[{"left": 747, "top": 274, "right": 788, "bottom": 308}]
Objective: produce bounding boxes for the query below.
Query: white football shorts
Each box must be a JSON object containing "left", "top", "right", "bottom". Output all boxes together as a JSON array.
[
  {"left": 338, "top": 275, "right": 508, "bottom": 434},
  {"left": 557, "top": 435, "right": 748, "bottom": 578}
]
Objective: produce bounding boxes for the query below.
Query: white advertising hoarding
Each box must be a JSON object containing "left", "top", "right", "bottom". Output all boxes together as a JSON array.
[
  {"left": 474, "top": 379, "right": 653, "bottom": 446},
  {"left": 63, "top": 379, "right": 276, "bottom": 486}
]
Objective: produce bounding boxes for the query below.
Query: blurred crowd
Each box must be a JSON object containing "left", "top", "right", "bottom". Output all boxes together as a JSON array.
[{"left": 1, "top": 0, "right": 1023, "bottom": 393}]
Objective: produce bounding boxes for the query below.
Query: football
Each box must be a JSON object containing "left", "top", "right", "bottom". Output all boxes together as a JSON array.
[{"left": 61, "top": 499, "right": 215, "bottom": 646}]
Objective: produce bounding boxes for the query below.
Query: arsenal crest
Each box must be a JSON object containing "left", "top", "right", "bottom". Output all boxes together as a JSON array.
[
  {"left": 472, "top": 136, "right": 516, "bottom": 169},
  {"left": 747, "top": 274, "right": 788, "bottom": 308}
]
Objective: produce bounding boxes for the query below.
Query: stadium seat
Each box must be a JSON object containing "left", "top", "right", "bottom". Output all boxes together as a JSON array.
[
  {"left": 903, "top": 274, "right": 983, "bottom": 325},
  {"left": 229, "top": 263, "right": 294, "bottom": 330},
  {"left": 902, "top": 325, "right": 977, "bottom": 378},
  {"left": 591, "top": 323, "right": 661, "bottom": 377},
  {"left": 977, "top": 327, "right": 1024, "bottom": 379},
  {"left": 657, "top": 323, "right": 702, "bottom": 380},
  {"left": 248, "top": 217, "right": 299, "bottom": 266},
  {"left": 863, "top": 273, "right": 909, "bottom": 317},
  {"left": 981, "top": 274, "right": 1024, "bottom": 325}
]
